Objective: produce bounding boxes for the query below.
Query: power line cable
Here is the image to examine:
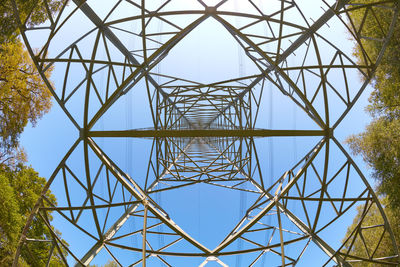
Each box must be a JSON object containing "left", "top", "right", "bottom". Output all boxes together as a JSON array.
[{"left": 234, "top": 1, "right": 246, "bottom": 265}]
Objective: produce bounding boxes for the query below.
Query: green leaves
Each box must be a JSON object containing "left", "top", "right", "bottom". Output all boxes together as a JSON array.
[
  {"left": 348, "top": 118, "right": 400, "bottom": 208},
  {"left": 345, "top": 0, "right": 400, "bottom": 261},
  {"left": 0, "top": 0, "right": 65, "bottom": 43},
  {"left": 0, "top": 40, "right": 53, "bottom": 165},
  {"left": 0, "top": 165, "right": 66, "bottom": 266},
  {"left": 0, "top": 1, "right": 68, "bottom": 265},
  {"left": 0, "top": 171, "right": 23, "bottom": 265},
  {"left": 0, "top": 0, "right": 66, "bottom": 166},
  {"left": 342, "top": 198, "right": 400, "bottom": 266},
  {"left": 346, "top": 0, "right": 400, "bottom": 208},
  {"left": 349, "top": 0, "right": 400, "bottom": 117}
]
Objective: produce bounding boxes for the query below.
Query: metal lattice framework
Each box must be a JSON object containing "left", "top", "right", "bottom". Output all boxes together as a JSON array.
[{"left": 11, "top": 0, "right": 399, "bottom": 266}]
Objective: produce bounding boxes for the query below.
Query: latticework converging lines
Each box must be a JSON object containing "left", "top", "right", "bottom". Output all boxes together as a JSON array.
[{"left": 11, "top": 0, "right": 399, "bottom": 266}]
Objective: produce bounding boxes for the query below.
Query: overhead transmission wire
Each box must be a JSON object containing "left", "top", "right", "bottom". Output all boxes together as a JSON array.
[
  {"left": 99, "top": 39, "right": 106, "bottom": 240},
  {"left": 127, "top": 14, "right": 138, "bottom": 255},
  {"left": 155, "top": 4, "right": 165, "bottom": 264},
  {"left": 286, "top": 33, "right": 298, "bottom": 258},
  {"left": 259, "top": 0, "right": 273, "bottom": 265},
  {"left": 194, "top": 3, "right": 201, "bottom": 259},
  {"left": 235, "top": 0, "right": 246, "bottom": 266}
]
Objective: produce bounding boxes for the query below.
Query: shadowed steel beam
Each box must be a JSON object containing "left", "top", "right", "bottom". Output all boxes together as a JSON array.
[
  {"left": 205, "top": 139, "right": 351, "bottom": 266},
  {"left": 332, "top": 136, "right": 400, "bottom": 261},
  {"left": 12, "top": 0, "right": 399, "bottom": 265},
  {"left": 205, "top": 0, "right": 349, "bottom": 129},
  {"left": 12, "top": 139, "right": 82, "bottom": 267},
  {"left": 332, "top": 1, "right": 400, "bottom": 130},
  {"left": 72, "top": 0, "right": 204, "bottom": 129},
  {"left": 89, "top": 129, "right": 329, "bottom": 138},
  {"left": 86, "top": 137, "right": 211, "bottom": 253},
  {"left": 280, "top": 0, "right": 348, "bottom": 61},
  {"left": 211, "top": 138, "right": 325, "bottom": 253},
  {"left": 77, "top": 138, "right": 196, "bottom": 266}
]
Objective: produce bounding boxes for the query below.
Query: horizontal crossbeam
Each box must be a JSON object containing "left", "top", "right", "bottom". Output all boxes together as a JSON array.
[{"left": 88, "top": 129, "right": 328, "bottom": 138}]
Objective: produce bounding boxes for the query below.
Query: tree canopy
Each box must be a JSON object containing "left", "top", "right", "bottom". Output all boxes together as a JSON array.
[
  {"left": 342, "top": 199, "right": 400, "bottom": 266},
  {"left": 0, "top": 169, "right": 22, "bottom": 265},
  {"left": 0, "top": 0, "right": 64, "bottom": 43},
  {"left": 0, "top": 0, "right": 66, "bottom": 165},
  {"left": 0, "top": 0, "right": 68, "bottom": 265},
  {"left": 344, "top": 0, "right": 400, "bottom": 263},
  {"left": 346, "top": 1, "right": 400, "bottom": 207},
  {"left": 0, "top": 40, "right": 52, "bottom": 166},
  {"left": 0, "top": 165, "right": 67, "bottom": 266}
]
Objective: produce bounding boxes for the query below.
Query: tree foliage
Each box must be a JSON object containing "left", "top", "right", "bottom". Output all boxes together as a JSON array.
[
  {"left": 0, "top": 165, "right": 67, "bottom": 266},
  {"left": 346, "top": 1, "right": 400, "bottom": 208},
  {"left": 0, "top": 0, "right": 64, "bottom": 43},
  {"left": 348, "top": 0, "right": 400, "bottom": 112},
  {"left": 342, "top": 199, "right": 400, "bottom": 266},
  {"left": 0, "top": 170, "right": 22, "bottom": 265},
  {"left": 348, "top": 118, "right": 400, "bottom": 208},
  {"left": 0, "top": 0, "right": 68, "bottom": 265},
  {"left": 344, "top": 0, "right": 400, "bottom": 263},
  {"left": 0, "top": 0, "right": 66, "bottom": 165},
  {"left": 0, "top": 40, "right": 52, "bottom": 165}
]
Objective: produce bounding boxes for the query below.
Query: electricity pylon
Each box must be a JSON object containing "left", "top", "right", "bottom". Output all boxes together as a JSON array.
[{"left": 12, "top": 0, "right": 399, "bottom": 266}]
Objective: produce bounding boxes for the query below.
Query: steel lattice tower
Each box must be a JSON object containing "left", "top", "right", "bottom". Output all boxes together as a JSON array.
[{"left": 11, "top": 0, "right": 399, "bottom": 266}]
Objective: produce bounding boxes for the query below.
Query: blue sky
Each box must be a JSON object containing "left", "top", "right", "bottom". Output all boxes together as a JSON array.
[{"left": 17, "top": 0, "right": 386, "bottom": 266}]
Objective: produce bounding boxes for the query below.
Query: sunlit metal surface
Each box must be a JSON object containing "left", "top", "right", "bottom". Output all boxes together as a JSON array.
[{"left": 11, "top": 0, "right": 399, "bottom": 266}]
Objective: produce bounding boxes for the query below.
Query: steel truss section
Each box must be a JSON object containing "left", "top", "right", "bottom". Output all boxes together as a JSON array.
[{"left": 11, "top": 0, "right": 399, "bottom": 266}]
